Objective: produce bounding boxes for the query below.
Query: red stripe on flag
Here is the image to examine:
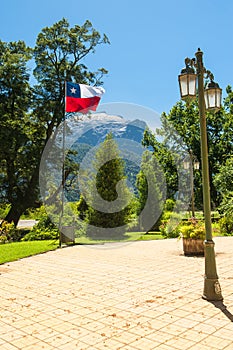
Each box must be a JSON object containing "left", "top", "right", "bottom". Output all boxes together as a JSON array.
[{"left": 66, "top": 96, "right": 101, "bottom": 113}]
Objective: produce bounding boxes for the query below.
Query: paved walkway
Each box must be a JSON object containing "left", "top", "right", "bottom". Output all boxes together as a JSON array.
[{"left": 0, "top": 237, "right": 233, "bottom": 350}]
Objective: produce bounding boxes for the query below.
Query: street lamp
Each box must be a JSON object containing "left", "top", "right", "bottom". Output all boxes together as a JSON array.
[
  {"left": 183, "top": 151, "right": 199, "bottom": 218},
  {"left": 204, "top": 80, "right": 222, "bottom": 111},
  {"left": 178, "top": 48, "right": 223, "bottom": 301},
  {"left": 178, "top": 58, "right": 197, "bottom": 102}
]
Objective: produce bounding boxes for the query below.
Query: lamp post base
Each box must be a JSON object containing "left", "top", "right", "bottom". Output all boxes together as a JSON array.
[
  {"left": 202, "top": 240, "right": 223, "bottom": 301},
  {"left": 202, "top": 277, "right": 223, "bottom": 301}
]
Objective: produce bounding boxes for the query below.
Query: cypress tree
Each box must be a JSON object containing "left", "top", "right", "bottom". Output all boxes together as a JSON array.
[{"left": 86, "top": 133, "right": 135, "bottom": 239}]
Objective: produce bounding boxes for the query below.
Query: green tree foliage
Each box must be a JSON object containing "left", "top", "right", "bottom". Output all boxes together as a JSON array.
[
  {"left": 158, "top": 101, "right": 202, "bottom": 206},
  {"left": 0, "top": 40, "right": 37, "bottom": 225},
  {"left": 0, "top": 18, "right": 109, "bottom": 225},
  {"left": 85, "top": 133, "right": 135, "bottom": 239},
  {"left": 33, "top": 18, "right": 109, "bottom": 139},
  {"left": 143, "top": 95, "right": 233, "bottom": 209},
  {"left": 214, "top": 156, "right": 233, "bottom": 216},
  {"left": 142, "top": 128, "right": 178, "bottom": 199},
  {"left": 136, "top": 150, "right": 166, "bottom": 232},
  {"left": 214, "top": 155, "right": 233, "bottom": 235}
]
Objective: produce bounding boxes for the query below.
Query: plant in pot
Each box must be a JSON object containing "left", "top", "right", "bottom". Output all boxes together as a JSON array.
[{"left": 179, "top": 218, "right": 205, "bottom": 256}]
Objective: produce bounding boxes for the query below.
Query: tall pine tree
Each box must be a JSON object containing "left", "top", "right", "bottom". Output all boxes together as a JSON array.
[
  {"left": 85, "top": 133, "right": 135, "bottom": 239},
  {"left": 136, "top": 150, "right": 166, "bottom": 232}
]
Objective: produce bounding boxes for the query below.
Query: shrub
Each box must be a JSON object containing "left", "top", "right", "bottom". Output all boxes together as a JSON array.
[
  {"left": 74, "top": 220, "right": 87, "bottom": 238},
  {"left": 163, "top": 199, "right": 175, "bottom": 212},
  {"left": 0, "top": 204, "right": 11, "bottom": 219},
  {"left": 219, "top": 216, "right": 233, "bottom": 236},
  {"left": 21, "top": 205, "right": 48, "bottom": 220},
  {"left": 0, "top": 220, "right": 21, "bottom": 243},
  {"left": 22, "top": 229, "right": 58, "bottom": 241},
  {"left": 159, "top": 211, "right": 182, "bottom": 238},
  {"left": 22, "top": 215, "right": 59, "bottom": 241},
  {"left": 0, "top": 234, "right": 7, "bottom": 244}
]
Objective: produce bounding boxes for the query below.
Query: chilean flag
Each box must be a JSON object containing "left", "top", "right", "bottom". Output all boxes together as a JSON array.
[{"left": 65, "top": 82, "right": 105, "bottom": 113}]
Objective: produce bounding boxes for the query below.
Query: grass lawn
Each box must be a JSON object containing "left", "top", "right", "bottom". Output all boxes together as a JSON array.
[
  {"left": 75, "top": 231, "right": 164, "bottom": 244},
  {"left": 0, "top": 228, "right": 226, "bottom": 265},
  {"left": 0, "top": 233, "right": 163, "bottom": 264},
  {"left": 0, "top": 240, "right": 58, "bottom": 265}
]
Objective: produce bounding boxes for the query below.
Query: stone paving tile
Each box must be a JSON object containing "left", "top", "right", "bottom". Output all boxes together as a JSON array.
[
  {"left": 10, "top": 334, "right": 40, "bottom": 348},
  {"left": 0, "top": 343, "right": 19, "bottom": 350},
  {"left": 199, "top": 334, "right": 233, "bottom": 349},
  {"left": 178, "top": 329, "right": 208, "bottom": 343},
  {"left": 0, "top": 237, "right": 233, "bottom": 349},
  {"left": 23, "top": 342, "right": 57, "bottom": 350},
  {"left": 109, "top": 329, "right": 141, "bottom": 344},
  {"left": 151, "top": 344, "right": 172, "bottom": 350},
  {"left": 116, "top": 346, "right": 138, "bottom": 350},
  {"left": 62, "top": 327, "right": 90, "bottom": 340},
  {"left": 186, "top": 345, "right": 211, "bottom": 350},
  {"left": 145, "top": 330, "right": 174, "bottom": 343},
  {"left": 130, "top": 336, "right": 161, "bottom": 349},
  {"left": 222, "top": 345, "right": 233, "bottom": 350},
  {"left": 163, "top": 336, "right": 196, "bottom": 350},
  {"left": 43, "top": 333, "right": 74, "bottom": 347},
  {"left": 213, "top": 327, "right": 233, "bottom": 340},
  {"left": 0, "top": 329, "right": 28, "bottom": 343},
  {"left": 94, "top": 337, "right": 127, "bottom": 349},
  {"left": 57, "top": 339, "right": 90, "bottom": 350}
]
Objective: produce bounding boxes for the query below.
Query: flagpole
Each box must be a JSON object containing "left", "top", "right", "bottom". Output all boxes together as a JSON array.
[
  {"left": 59, "top": 81, "right": 67, "bottom": 247},
  {"left": 58, "top": 81, "right": 104, "bottom": 247}
]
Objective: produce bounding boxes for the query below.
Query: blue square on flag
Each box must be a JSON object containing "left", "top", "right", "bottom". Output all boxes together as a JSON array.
[{"left": 66, "top": 82, "right": 81, "bottom": 98}]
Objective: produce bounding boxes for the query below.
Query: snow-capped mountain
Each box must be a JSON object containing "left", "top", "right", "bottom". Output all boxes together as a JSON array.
[
  {"left": 63, "top": 113, "right": 149, "bottom": 201},
  {"left": 66, "top": 112, "right": 148, "bottom": 147}
]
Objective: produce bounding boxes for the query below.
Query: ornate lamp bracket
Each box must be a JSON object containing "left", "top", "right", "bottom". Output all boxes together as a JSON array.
[
  {"left": 182, "top": 57, "right": 196, "bottom": 74},
  {"left": 205, "top": 69, "right": 214, "bottom": 82},
  {"left": 184, "top": 54, "right": 216, "bottom": 87}
]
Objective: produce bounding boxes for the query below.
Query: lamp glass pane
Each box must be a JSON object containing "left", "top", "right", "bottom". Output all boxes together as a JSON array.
[
  {"left": 179, "top": 74, "right": 188, "bottom": 97},
  {"left": 194, "top": 161, "right": 200, "bottom": 170},
  {"left": 216, "top": 89, "right": 222, "bottom": 108},
  {"left": 204, "top": 91, "right": 209, "bottom": 108},
  {"left": 208, "top": 89, "right": 216, "bottom": 108},
  {"left": 183, "top": 160, "right": 190, "bottom": 170},
  {"left": 204, "top": 89, "right": 215, "bottom": 109},
  {"left": 188, "top": 74, "right": 196, "bottom": 96},
  {"left": 205, "top": 87, "right": 222, "bottom": 110}
]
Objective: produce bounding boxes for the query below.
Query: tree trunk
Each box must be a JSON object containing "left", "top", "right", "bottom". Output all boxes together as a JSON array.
[
  {"left": 5, "top": 204, "right": 25, "bottom": 227},
  {"left": 5, "top": 162, "right": 41, "bottom": 227}
]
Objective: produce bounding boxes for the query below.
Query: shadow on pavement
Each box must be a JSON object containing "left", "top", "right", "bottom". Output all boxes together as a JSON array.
[{"left": 209, "top": 300, "right": 233, "bottom": 322}]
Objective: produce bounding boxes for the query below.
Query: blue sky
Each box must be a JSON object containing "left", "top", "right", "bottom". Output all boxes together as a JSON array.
[{"left": 0, "top": 0, "right": 232, "bottom": 114}]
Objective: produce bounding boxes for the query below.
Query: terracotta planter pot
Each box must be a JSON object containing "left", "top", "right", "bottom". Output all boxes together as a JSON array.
[{"left": 182, "top": 238, "right": 204, "bottom": 256}]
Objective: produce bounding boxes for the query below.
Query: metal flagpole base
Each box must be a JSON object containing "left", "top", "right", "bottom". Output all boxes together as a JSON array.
[{"left": 202, "top": 240, "right": 223, "bottom": 301}]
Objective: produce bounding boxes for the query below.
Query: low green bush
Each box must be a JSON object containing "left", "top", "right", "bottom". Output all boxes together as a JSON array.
[
  {"left": 159, "top": 211, "right": 182, "bottom": 238},
  {"left": 0, "top": 204, "right": 10, "bottom": 219},
  {"left": 22, "top": 229, "right": 58, "bottom": 241},
  {"left": 163, "top": 199, "right": 175, "bottom": 212},
  {"left": 0, "top": 220, "right": 22, "bottom": 243},
  {"left": 21, "top": 205, "right": 48, "bottom": 220},
  {"left": 219, "top": 216, "right": 233, "bottom": 236},
  {"left": 22, "top": 215, "right": 59, "bottom": 241}
]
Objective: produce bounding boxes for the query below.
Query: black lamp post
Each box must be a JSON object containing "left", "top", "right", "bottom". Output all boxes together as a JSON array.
[{"left": 178, "top": 48, "right": 223, "bottom": 301}]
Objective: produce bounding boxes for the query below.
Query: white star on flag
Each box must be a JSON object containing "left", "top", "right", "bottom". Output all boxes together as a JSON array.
[{"left": 70, "top": 87, "right": 76, "bottom": 94}]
